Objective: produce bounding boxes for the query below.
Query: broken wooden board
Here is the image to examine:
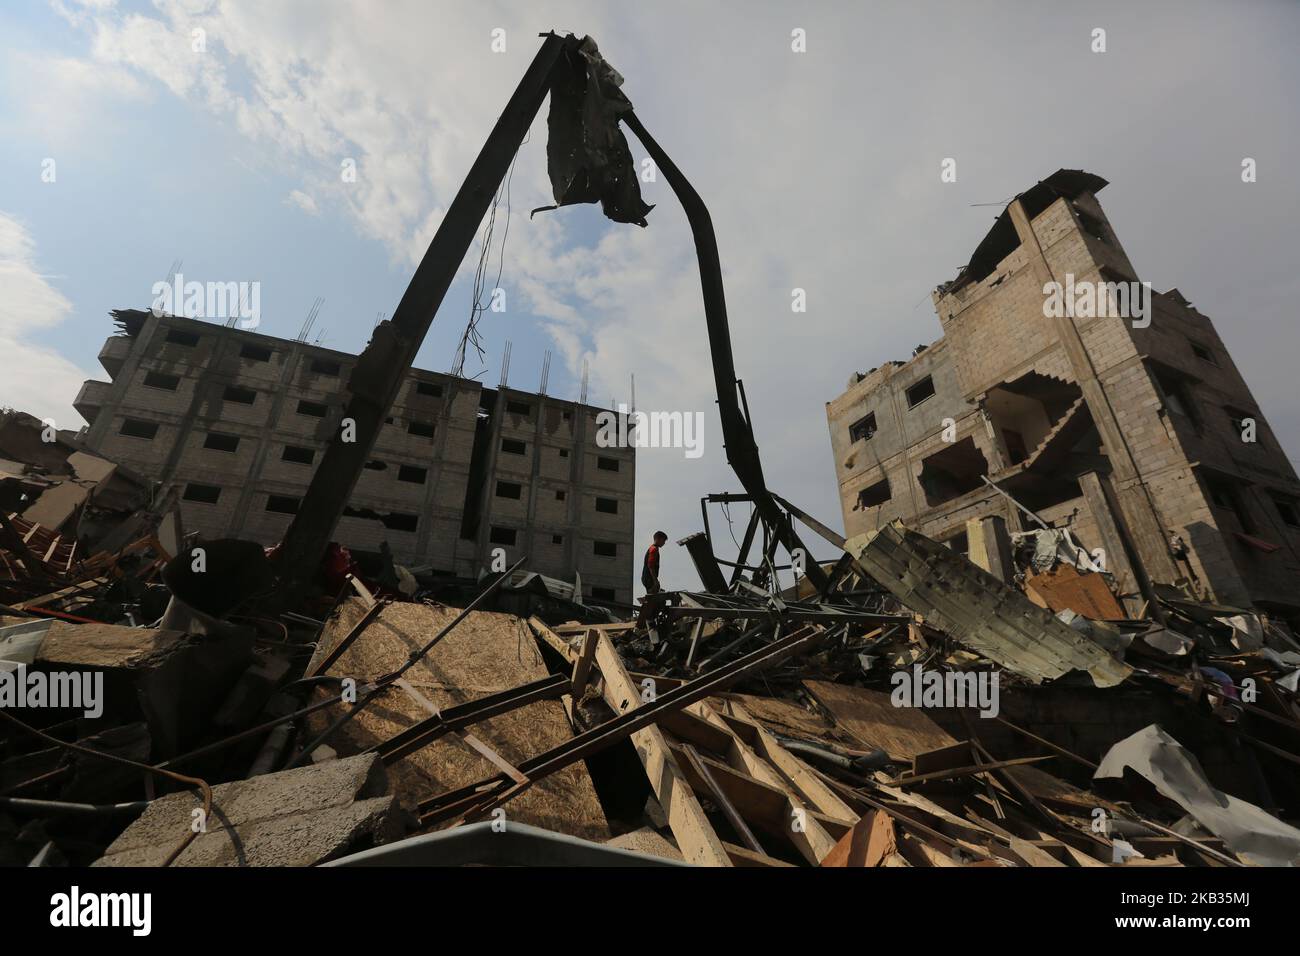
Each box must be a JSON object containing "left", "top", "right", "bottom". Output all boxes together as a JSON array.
[
  {"left": 307, "top": 598, "right": 609, "bottom": 842},
  {"left": 1024, "top": 564, "right": 1125, "bottom": 620},
  {"left": 592, "top": 633, "right": 732, "bottom": 866},
  {"left": 820, "top": 809, "right": 896, "bottom": 867},
  {"left": 710, "top": 691, "right": 852, "bottom": 747},
  {"left": 803, "top": 679, "right": 957, "bottom": 761}
]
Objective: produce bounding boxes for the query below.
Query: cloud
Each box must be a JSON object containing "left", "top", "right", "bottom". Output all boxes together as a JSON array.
[
  {"left": 0, "top": 214, "right": 91, "bottom": 427},
  {"left": 286, "top": 189, "right": 319, "bottom": 216},
  {"left": 36, "top": 1, "right": 1300, "bottom": 591}
]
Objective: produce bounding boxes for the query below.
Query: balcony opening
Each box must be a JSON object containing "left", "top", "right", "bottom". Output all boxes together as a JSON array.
[
  {"left": 855, "top": 477, "right": 891, "bottom": 511},
  {"left": 918, "top": 437, "right": 989, "bottom": 506}
]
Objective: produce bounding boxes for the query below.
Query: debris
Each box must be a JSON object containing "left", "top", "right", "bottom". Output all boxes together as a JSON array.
[
  {"left": 847, "top": 521, "right": 1132, "bottom": 687},
  {"left": 95, "top": 753, "right": 399, "bottom": 866},
  {"left": 1095, "top": 724, "right": 1300, "bottom": 867}
]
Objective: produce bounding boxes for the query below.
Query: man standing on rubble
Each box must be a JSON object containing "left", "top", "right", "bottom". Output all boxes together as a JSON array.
[{"left": 637, "top": 531, "right": 668, "bottom": 626}]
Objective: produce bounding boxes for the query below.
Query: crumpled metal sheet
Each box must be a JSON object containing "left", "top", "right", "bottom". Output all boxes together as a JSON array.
[
  {"left": 1095, "top": 724, "right": 1300, "bottom": 866},
  {"left": 847, "top": 521, "right": 1132, "bottom": 688},
  {"left": 540, "top": 36, "right": 653, "bottom": 226}
]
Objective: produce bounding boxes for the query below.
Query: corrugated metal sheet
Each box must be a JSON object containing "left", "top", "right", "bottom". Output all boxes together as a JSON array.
[{"left": 847, "top": 521, "right": 1131, "bottom": 688}]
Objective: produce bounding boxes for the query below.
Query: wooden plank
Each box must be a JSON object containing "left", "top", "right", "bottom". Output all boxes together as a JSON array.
[
  {"left": 570, "top": 628, "right": 599, "bottom": 698},
  {"left": 669, "top": 741, "right": 789, "bottom": 822},
  {"left": 721, "top": 700, "right": 858, "bottom": 824},
  {"left": 886, "top": 755, "right": 1053, "bottom": 787},
  {"left": 723, "top": 841, "right": 796, "bottom": 867},
  {"left": 657, "top": 708, "right": 735, "bottom": 756},
  {"left": 554, "top": 621, "right": 636, "bottom": 634},
  {"left": 821, "top": 810, "right": 895, "bottom": 867},
  {"left": 14, "top": 576, "right": 109, "bottom": 610},
  {"left": 593, "top": 634, "right": 732, "bottom": 867},
  {"left": 689, "top": 701, "right": 839, "bottom": 865},
  {"left": 528, "top": 616, "right": 578, "bottom": 663},
  {"left": 680, "top": 743, "right": 765, "bottom": 853}
]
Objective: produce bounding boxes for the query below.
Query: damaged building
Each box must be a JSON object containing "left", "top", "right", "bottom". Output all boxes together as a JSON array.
[
  {"left": 74, "top": 310, "right": 635, "bottom": 603},
  {"left": 5, "top": 33, "right": 1299, "bottom": 873},
  {"left": 827, "top": 169, "right": 1300, "bottom": 626}
]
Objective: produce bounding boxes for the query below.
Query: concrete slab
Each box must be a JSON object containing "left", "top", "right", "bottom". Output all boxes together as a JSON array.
[{"left": 95, "top": 752, "right": 400, "bottom": 867}]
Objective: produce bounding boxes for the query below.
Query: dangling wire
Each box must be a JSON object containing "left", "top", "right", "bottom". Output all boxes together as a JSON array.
[{"left": 450, "top": 130, "right": 529, "bottom": 378}]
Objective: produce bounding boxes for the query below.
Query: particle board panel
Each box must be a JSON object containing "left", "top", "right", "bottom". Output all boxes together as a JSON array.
[
  {"left": 802, "top": 679, "right": 958, "bottom": 762},
  {"left": 307, "top": 598, "right": 609, "bottom": 842}
]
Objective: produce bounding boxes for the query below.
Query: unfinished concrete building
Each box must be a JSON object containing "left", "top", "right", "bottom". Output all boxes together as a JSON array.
[
  {"left": 827, "top": 170, "right": 1300, "bottom": 626},
  {"left": 74, "top": 310, "right": 635, "bottom": 602}
]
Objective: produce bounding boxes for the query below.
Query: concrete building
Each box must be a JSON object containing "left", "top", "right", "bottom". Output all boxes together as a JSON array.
[
  {"left": 826, "top": 170, "right": 1300, "bottom": 625},
  {"left": 75, "top": 310, "right": 635, "bottom": 603}
]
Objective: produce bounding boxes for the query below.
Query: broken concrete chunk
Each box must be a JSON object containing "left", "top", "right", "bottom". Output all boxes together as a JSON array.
[
  {"left": 33, "top": 619, "right": 252, "bottom": 757},
  {"left": 95, "top": 752, "right": 401, "bottom": 867}
]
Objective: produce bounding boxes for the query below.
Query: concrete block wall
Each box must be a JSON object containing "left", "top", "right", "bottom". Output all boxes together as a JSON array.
[
  {"left": 826, "top": 177, "right": 1300, "bottom": 618},
  {"left": 77, "top": 315, "right": 636, "bottom": 599}
]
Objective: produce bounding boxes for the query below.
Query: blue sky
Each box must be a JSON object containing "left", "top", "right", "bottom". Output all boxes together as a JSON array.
[{"left": 3, "top": 1, "right": 1299, "bottom": 591}]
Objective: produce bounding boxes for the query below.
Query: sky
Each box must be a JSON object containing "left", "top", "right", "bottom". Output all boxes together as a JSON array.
[{"left": 2, "top": 0, "right": 1298, "bottom": 592}]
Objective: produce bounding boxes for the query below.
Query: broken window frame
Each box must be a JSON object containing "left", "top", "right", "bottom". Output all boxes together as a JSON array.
[{"left": 849, "top": 411, "right": 877, "bottom": 444}]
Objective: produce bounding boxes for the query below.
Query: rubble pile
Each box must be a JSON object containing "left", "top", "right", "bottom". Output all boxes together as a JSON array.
[{"left": 2, "top": 410, "right": 1299, "bottom": 867}]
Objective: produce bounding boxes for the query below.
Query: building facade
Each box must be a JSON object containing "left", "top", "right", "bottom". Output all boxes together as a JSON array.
[
  {"left": 826, "top": 170, "right": 1300, "bottom": 624},
  {"left": 75, "top": 310, "right": 635, "bottom": 603}
]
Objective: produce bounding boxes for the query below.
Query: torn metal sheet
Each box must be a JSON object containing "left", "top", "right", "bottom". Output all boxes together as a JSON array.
[
  {"left": 847, "top": 522, "right": 1132, "bottom": 688},
  {"left": 1095, "top": 724, "right": 1300, "bottom": 867}
]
